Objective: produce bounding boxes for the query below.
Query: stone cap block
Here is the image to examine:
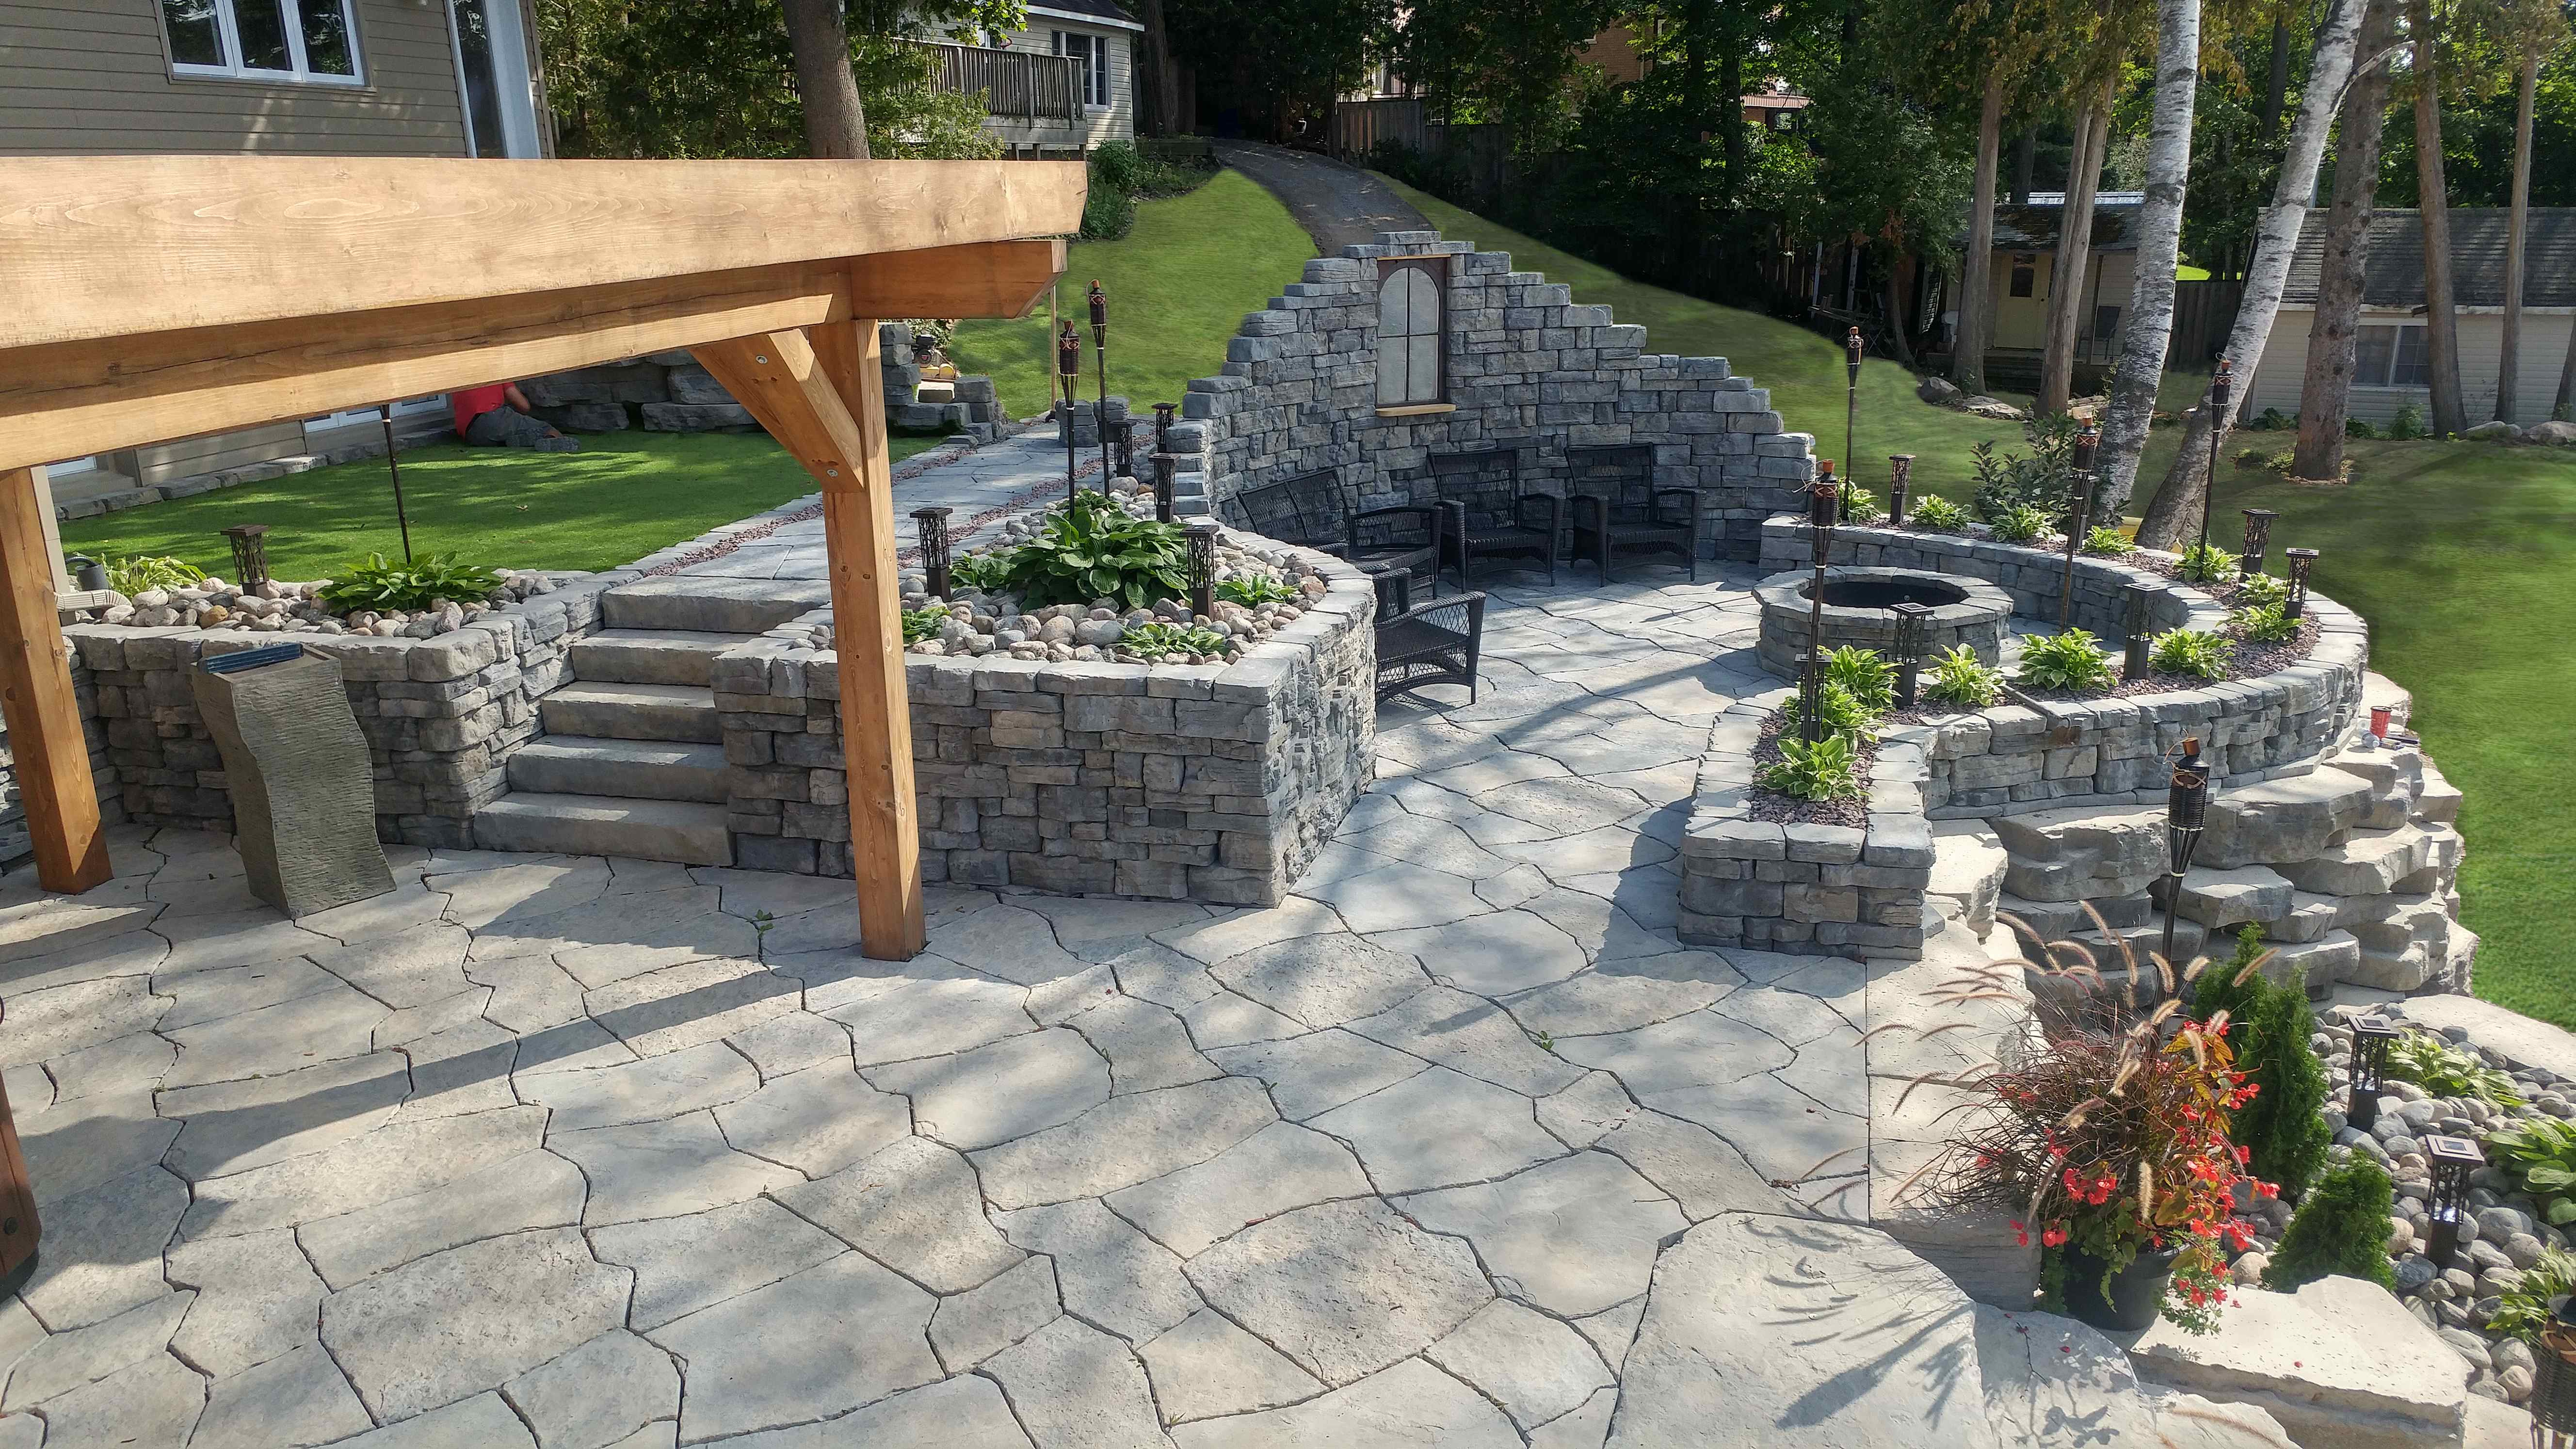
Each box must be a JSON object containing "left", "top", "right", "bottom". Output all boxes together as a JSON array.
[{"left": 2129, "top": 1275, "right": 2466, "bottom": 1449}]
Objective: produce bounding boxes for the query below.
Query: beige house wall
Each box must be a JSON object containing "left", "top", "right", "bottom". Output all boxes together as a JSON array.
[
  {"left": 988, "top": 16, "right": 1134, "bottom": 149},
  {"left": 2245, "top": 307, "right": 2576, "bottom": 426}
]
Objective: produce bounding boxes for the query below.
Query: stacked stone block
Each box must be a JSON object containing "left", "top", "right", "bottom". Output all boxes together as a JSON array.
[
  {"left": 524, "top": 324, "right": 1009, "bottom": 439},
  {"left": 64, "top": 576, "right": 622, "bottom": 849},
  {"left": 1159, "top": 231, "right": 1816, "bottom": 561},
  {"left": 0, "top": 658, "right": 124, "bottom": 870},
  {"left": 1678, "top": 693, "right": 1935, "bottom": 959},
  {"left": 710, "top": 543, "right": 1377, "bottom": 905}
]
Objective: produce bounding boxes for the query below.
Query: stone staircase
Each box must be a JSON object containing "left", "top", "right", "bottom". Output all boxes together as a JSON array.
[{"left": 470, "top": 575, "right": 829, "bottom": 866}]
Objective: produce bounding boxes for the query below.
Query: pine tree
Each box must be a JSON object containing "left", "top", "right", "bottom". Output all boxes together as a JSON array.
[
  {"left": 2239, "top": 982, "right": 2335, "bottom": 1196},
  {"left": 2263, "top": 1157, "right": 2397, "bottom": 1291}
]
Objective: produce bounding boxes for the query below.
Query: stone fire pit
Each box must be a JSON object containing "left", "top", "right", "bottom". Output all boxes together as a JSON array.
[{"left": 1754, "top": 565, "right": 2014, "bottom": 678}]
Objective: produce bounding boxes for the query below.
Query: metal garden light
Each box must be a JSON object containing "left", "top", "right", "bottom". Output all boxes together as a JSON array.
[
  {"left": 2426, "top": 1134, "right": 2487, "bottom": 1267},
  {"left": 1844, "top": 327, "right": 1864, "bottom": 476},
  {"left": 1154, "top": 401, "right": 1176, "bottom": 458},
  {"left": 2198, "top": 358, "right": 2233, "bottom": 557},
  {"left": 1891, "top": 601, "right": 1932, "bottom": 709},
  {"left": 1113, "top": 422, "right": 1135, "bottom": 482},
  {"left": 2284, "top": 547, "right": 2319, "bottom": 620},
  {"left": 1150, "top": 453, "right": 1177, "bottom": 524},
  {"left": 2158, "top": 736, "right": 2210, "bottom": 973},
  {"left": 2346, "top": 1017, "right": 2400, "bottom": 1132},
  {"left": 1089, "top": 280, "right": 1112, "bottom": 489},
  {"left": 1887, "top": 454, "right": 1914, "bottom": 528},
  {"left": 1056, "top": 320, "right": 1083, "bottom": 504},
  {"left": 2061, "top": 421, "right": 2100, "bottom": 627},
  {"left": 221, "top": 523, "right": 271, "bottom": 590},
  {"left": 1800, "top": 463, "right": 1840, "bottom": 743},
  {"left": 2124, "top": 581, "right": 2157, "bottom": 680},
  {"left": 1185, "top": 519, "right": 1220, "bottom": 620},
  {"left": 2239, "top": 508, "right": 2278, "bottom": 578},
  {"left": 911, "top": 506, "right": 954, "bottom": 602}
]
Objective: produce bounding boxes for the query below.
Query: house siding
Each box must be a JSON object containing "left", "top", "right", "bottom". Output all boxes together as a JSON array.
[
  {"left": 0, "top": 0, "right": 470, "bottom": 157},
  {"left": 993, "top": 19, "right": 1132, "bottom": 148},
  {"left": 2245, "top": 308, "right": 2576, "bottom": 427}
]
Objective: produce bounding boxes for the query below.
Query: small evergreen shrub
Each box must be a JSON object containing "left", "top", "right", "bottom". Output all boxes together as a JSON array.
[
  {"left": 1908, "top": 495, "right": 1970, "bottom": 531},
  {"left": 2149, "top": 628, "right": 2234, "bottom": 680},
  {"left": 2192, "top": 925, "right": 2273, "bottom": 1046},
  {"left": 2238, "top": 975, "right": 2334, "bottom": 1196},
  {"left": 1923, "top": 644, "right": 2005, "bottom": 708},
  {"left": 2261, "top": 1158, "right": 2396, "bottom": 1291},
  {"left": 2017, "top": 629, "right": 2116, "bottom": 693}
]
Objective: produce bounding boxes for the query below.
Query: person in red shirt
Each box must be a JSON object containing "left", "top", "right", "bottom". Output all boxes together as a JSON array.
[{"left": 451, "top": 382, "right": 580, "bottom": 453}]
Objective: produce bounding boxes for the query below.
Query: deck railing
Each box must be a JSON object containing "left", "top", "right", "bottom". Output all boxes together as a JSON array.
[{"left": 907, "top": 40, "right": 1082, "bottom": 127}]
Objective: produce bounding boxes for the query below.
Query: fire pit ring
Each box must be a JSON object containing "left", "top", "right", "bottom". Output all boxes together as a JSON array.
[{"left": 1753, "top": 566, "right": 2015, "bottom": 679}]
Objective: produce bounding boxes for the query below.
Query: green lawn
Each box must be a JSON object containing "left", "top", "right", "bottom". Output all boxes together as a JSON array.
[
  {"left": 2213, "top": 445, "right": 2576, "bottom": 1028},
  {"left": 950, "top": 170, "right": 1318, "bottom": 419},
  {"left": 60, "top": 430, "right": 945, "bottom": 580}
]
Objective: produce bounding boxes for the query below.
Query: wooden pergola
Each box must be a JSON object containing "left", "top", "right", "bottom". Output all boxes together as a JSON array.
[{"left": 0, "top": 156, "right": 1085, "bottom": 961}]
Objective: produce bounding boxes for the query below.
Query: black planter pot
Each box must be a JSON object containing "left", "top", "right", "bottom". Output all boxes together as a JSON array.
[{"left": 2061, "top": 1242, "right": 2181, "bottom": 1332}]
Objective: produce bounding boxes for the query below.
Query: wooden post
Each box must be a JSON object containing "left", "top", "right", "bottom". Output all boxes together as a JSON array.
[
  {"left": 0, "top": 1054, "right": 38, "bottom": 1294},
  {"left": 691, "top": 330, "right": 926, "bottom": 961},
  {"left": 0, "top": 467, "right": 110, "bottom": 893}
]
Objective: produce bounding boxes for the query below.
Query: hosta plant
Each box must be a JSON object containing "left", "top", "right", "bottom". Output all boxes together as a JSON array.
[
  {"left": 949, "top": 549, "right": 1013, "bottom": 593},
  {"left": 2233, "top": 572, "right": 2290, "bottom": 609},
  {"left": 2175, "top": 542, "right": 2239, "bottom": 586},
  {"left": 1756, "top": 731, "right": 1865, "bottom": 801},
  {"left": 2485, "top": 1119, "right": 2576, "bottom": 1226},
  {"left": 2018, "top": 629, "right": 2117, "bottom": 693},
  {"left": 1216, "top": 573, "right": 1299, "bottom": 608},
  {"left": 1922, "top": 644, "right": 2005, "bottom": 708},
  {"left": 317, "top": 553, "right": 502, "bottom": 613},
  {"left": 2231, "top": 602, "right": 2299, "bottom": 644},
  {"left": 997, "top": 490, "right": 1190, "bottom": 610},
  {"left": 1780, "top": 679, "right": 1882, "bottom": 744},
  {"left": 102, "top": 554, "right": 209, "bottom": 595},
  {"left": 1837, "top": 483, "right": 1885, "bottom": 524},
  {"left": 1909, "top": 495, "right": 1970, "bottom": 531},
  {"left": 1119, "top": 621, "right": 1230, "bottom": 658},
  {"left": 901, "top": 605, "right": 949, "bottom": 645},
  {"left": 2492, "top": 1249, "right": 2576, "bottom": 1341},
  {"left": 2082, "top": 526, "right": 2136, "bottom": 556},
  {"left": 1989, "top": 502, "right": 2052, "bottom": 544},
  {"left": 2149, "top": 629, "right": 2234, "bottom": 680},
  {"left": 1822, "top": 645, "right": 1895, "bottom": 714},
  {"left": 2383, "top": 1030, "right": 2523, "bottom": 1106}
]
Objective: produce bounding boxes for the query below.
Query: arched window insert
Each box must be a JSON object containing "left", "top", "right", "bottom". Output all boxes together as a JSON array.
[{"left": 1376, "top": 258, "right": 1448, "bottom": 408}]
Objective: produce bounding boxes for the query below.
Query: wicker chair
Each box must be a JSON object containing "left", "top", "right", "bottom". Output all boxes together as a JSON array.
[
  {"left": 1426, "top": 448, "right": 1557, "bottom": 588},
  {"left": 1221, "top": 468, "right": 1442, "bottom": 596},
  {"left": 1376, "top": 591, "right": 1488, "bottom": 703},
  {"left": 1565, "top": 443, "right": 1702, "bottom": 583}
]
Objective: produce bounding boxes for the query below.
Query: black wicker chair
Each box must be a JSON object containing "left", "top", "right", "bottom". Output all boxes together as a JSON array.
[
  {"left": 1565, "top": 443, "right": 1702, "bottom": 583},
  {"left": 1221, "top": 468, "right": 1442, "bottom": 597},
  {"left": 1376, "top": 591, "right": 1487, "bottom": 703},
  {"left": 1426, "top": 448, "right": 1557, "bottom": 588}
]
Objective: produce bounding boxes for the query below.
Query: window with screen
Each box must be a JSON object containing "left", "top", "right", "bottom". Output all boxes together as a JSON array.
[
  {"left": 1377, "top": 258, "right": 1447, "bottom": 407},
  {"left": 161, "top": 0, "right": 363, "bottom": 85},
  {"left": 1053, "top": 32, "right": 1111, "bottom": 108},
  {"left": 2354, "top": 324, "right": 2430, "bottom": 387}
]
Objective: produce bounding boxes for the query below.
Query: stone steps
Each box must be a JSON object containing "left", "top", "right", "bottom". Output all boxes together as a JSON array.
[
  {"left": 508, "top": 736, "right": 730, "bottom": 804},
  {"left": 538, "top": 682, "right": 722, "bottom": 744},
  {"left": 601, "top": 575, "right": 830, "bottom": 634},
  {"left": 470, "top": 792, "right": 732, "bottom": 866},
  {"left": 568, "top": 629, "right": 741, "bottom": 688}
]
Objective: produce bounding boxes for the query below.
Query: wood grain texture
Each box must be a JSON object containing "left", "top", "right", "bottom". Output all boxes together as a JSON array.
[
  {"left": 848, "top": 238, "right": 1067, "bottom": 320},
  {"left": 692, "top": 327, "right": 925, "bottom": 961},
  {"left": 0, "top": 156, "right": 1088, "bottom": 350},
  {"left": 0, "top": 1064, "right": 39, "bottom": 1288},
  {"left": 0, "top": 467, "right": 109, "bottom": 893}
]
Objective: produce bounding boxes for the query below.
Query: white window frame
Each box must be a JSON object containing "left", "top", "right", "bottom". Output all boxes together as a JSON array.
[
  {"left": 162, "top": 0, "right": 368, "bottom": 87},
  {"left": 2354, "top": 322, "right": 2431, "bottom": 388},
  {"left": 1053, "top": 31, "right": 1111, "bottom": 111},
  {"left": 445, "top": 0, "right": 545, "bottom": 158}
]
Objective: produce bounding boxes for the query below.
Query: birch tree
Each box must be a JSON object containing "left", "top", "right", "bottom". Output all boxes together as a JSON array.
[
  {"left": 2096, "top": 0, "right": 2206, "bottom": 513},
  {"left": 1954, "top": 72, "right": 2010, "bottom": 395},
  {"left": 2292, "top": 0, "right": 2402, "bottom": 480},
  {"left": 2136, "top": 0, "right": 2369, "bottom": 547}
]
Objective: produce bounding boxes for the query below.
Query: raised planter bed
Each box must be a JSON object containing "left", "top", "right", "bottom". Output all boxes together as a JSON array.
[{"left": 1753, "top": 565, "right": 2014, "bottom": 678}]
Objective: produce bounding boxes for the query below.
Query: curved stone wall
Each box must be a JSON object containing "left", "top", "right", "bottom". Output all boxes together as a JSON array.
[{"left": 1753, "top": 566, "right": 2015, "bottom": 678}]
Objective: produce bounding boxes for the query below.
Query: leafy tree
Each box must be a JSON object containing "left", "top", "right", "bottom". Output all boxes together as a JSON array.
[
  {"left": 1760, "top": 87, "right": 1971, "bottom": 367},
  {"left": 1388, "top": 0, "right": 1611, "bottom": 154},
  {"left": 2263, "top": 1157, "right": 2398, "bottom": 1290},
  {"left": 1166, "top": 0, "right": 1385, "bottom": 143}
]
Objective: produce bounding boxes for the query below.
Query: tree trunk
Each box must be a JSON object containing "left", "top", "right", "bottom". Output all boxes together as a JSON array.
[
  {"left": 1139, "top": 0, "right": 1179, "bottom": 139},
  {"left": 2261, "top": 11, "right": 2292, "bottom": 141},
  {"left": 1721, "top": 9, "right": 1746, "bottom": 205},
  {"left": 2292, "top": 0, "right": 2398, "bottom": 480},
  {"left": 2039, "top": 81, "right": 2112, "bottom": 415},
  {"left": 1885, "top": 252, "right": 1919, "bottom": 367},
  {"left": 2497, "top": 47, "right": 2537, "bottom": 422},
  {"left": 1952, "top": 71, "right": 2007, "bottom": 396},
  {"left": 2136, "top": 0, "right": 2367, "bottom": 547},
  {"left": 2097, "top": 0, "right": 2203, "bottom": 514},
  {"left": 2012, "top": 128, "right": 2037, "bottom": 203},
  {"left": 2410, "top": 0, "right": 2465, "bottom": 436},
  {"left": 781, "top": 0, "right": 869, "bottom": 160}
]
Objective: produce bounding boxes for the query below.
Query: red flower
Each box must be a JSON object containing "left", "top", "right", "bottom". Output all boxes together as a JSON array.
[
  {"left": 2010, "top": 1220, "right": 2030, "bottom": 1248},
  {"left": 2042, "top": 1224, "right": 2069, "bottom": 1248}
]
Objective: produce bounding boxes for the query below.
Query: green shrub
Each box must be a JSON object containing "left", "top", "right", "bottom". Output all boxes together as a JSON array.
[
  {"left": 1988, "top": 501, "right": 2051, "bottom": 544},
  {"left": 2175, "top": 541, "right": 2239, "bottom": 585},
  {"left": 2346, "top": 417, "right": 2379, "bottom": 439},
  {"left": 2017, "top": 629, "right": 2116, "bottom": 693},
  {"left": 900, "top": 604, "right": 948, "bottom": 645},
  {"left": 100, "top": 554, "right": 209, "bottom": 596},
  {"left": 997, "top": 491, "right": 1190, "bottom": 610},
  {"left": 2234, "top": 572, "right": 2290, "bottom": 609},
  {"left": 2082, "top": 526, "right": 2136, "bottom": 556},
  {"left": 1090, "top": 140, "right": 1145, "bottom": 195},
  {"left": 950, "top": 549, "right": 1013, "bottom": 593},
  {"left": 2388, "top": 402, "right": 2427, "bottom": 440},
  {"left": 1909, "top": 495, "right": 1970, "bottom": 531},
  {"left": 1838, "top": 482, "right": 1885, "bottom": 524},
  {"left": 1757, "top": 732, "right": 1865, "bottom": 801},
  {"left": 2193, "top": 925, "right": 2273, "bottom": 1045},
  {"left": 1970, "top": 413, "right": 2082, "bottom": 522},
  {"left": 1217, "top": 573, "right": 1298, "bottom": 608},
  {"left": 1080, "top": 185, "right": 1137, "bottom": 241},
  {"left": 317, "top": 553, "right": 502, "bottom": 613},
  {"left": 2383, "top": 1030, "right": 2523, "bottom": 1106},
  {"left": 1822, "top": 645, "right": 1895, "bottom": 713},
  {"left": 2234, "top": 447, "right": 2273, "bottom": 470},
  {"left": 1780, "top": 679, "right": 1882, "bottom": 743},
  {"left": 2233, "top": 602, "right": 2300, "bottom": 644},
  {"left": 2149, "top": 628, "right": 2234, "bottom": 680},
  {"left": 2483, "top": 1118, "right": 2576, "bottom": 1225},
  {"left": 2491, "top": 1248, "right": 2576, "bottom": 1342},
  {"left": 1922, "top": 644, "right": 2005, "bottom": 708},
  {"left": 2262, "top": 1158, "right": 2396, "bottom": 1291},
  {"left": 1119, "top": 621, "right": 1229, "bottom": 658},
  {"left": 2256, "top": 407, "right": 2291, "bottom": 431},
  {"left": 2238, "top": 974, "right": 2334, "bottom": 1195}
]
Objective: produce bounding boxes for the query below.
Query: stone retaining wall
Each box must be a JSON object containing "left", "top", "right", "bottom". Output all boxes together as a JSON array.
[
  {"left": 1677, "top": 691, "right": 1935, "bottom": 958},
  {"left": 1756, "top": 519, "right": 2369, "bottom": 818},
  {"left": 0, "top": 662, "right": 124, "bottom": 870},
  {"left": 710, "top": 541, "right": 1378, "bottom": 905},
  {"left": 524, "top": 324, "right": 1008, "bottom": 438},
  {"left": 1156, "top": 229, "right": 1818, "bottom": 561},
  {"left": 64, "top": 576, "right": 622, "bottom": 849}
]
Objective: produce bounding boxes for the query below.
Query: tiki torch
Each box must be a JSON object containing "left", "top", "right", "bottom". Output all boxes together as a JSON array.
[
  {"left": 2198, "top": 358, "right": 2233, "bottom": 558},
  {"left": 1844, "top": 327, "right": 1864, "bottom": 482},
  {"left": 1089, "top": 281, "right": 1112, "bottom": 490},
  {"left": 2060, "top": 421, "right": 2098, "bottom": 628},
  {"left": 1057, "top": 319, "right": 1082, "bottom": 505}
]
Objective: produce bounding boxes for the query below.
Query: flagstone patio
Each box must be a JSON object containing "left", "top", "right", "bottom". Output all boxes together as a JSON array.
[{"left": 0, "top": 560, "right": 2293, "bottom": 1448}]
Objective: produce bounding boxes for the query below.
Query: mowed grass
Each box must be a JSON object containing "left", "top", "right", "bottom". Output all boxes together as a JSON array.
[
  {"left": 2212, "top": 443, "right": 2576, "bottom": 1026},
  {"left": 60, "top": 430, "right": 946, "bottom": 580},
  {"left": 950, "top": 169, "right": 1318, "bottom": 419}
]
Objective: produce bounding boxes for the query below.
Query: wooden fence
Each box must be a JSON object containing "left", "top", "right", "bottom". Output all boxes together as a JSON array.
[
  {"left": 909, "top": 41, "right": 1082, "bottom": 127},
  {"left": 1327, "top": 97, "right": 1427, "bottom": 159},
  {"left": 2170, "top": 279, "right": 2248, "bottom": 369}
]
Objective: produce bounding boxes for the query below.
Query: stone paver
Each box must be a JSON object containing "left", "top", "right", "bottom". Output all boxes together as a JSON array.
[{"left": 0, "top": 556, "right": 2185, "bottom": 1446}]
